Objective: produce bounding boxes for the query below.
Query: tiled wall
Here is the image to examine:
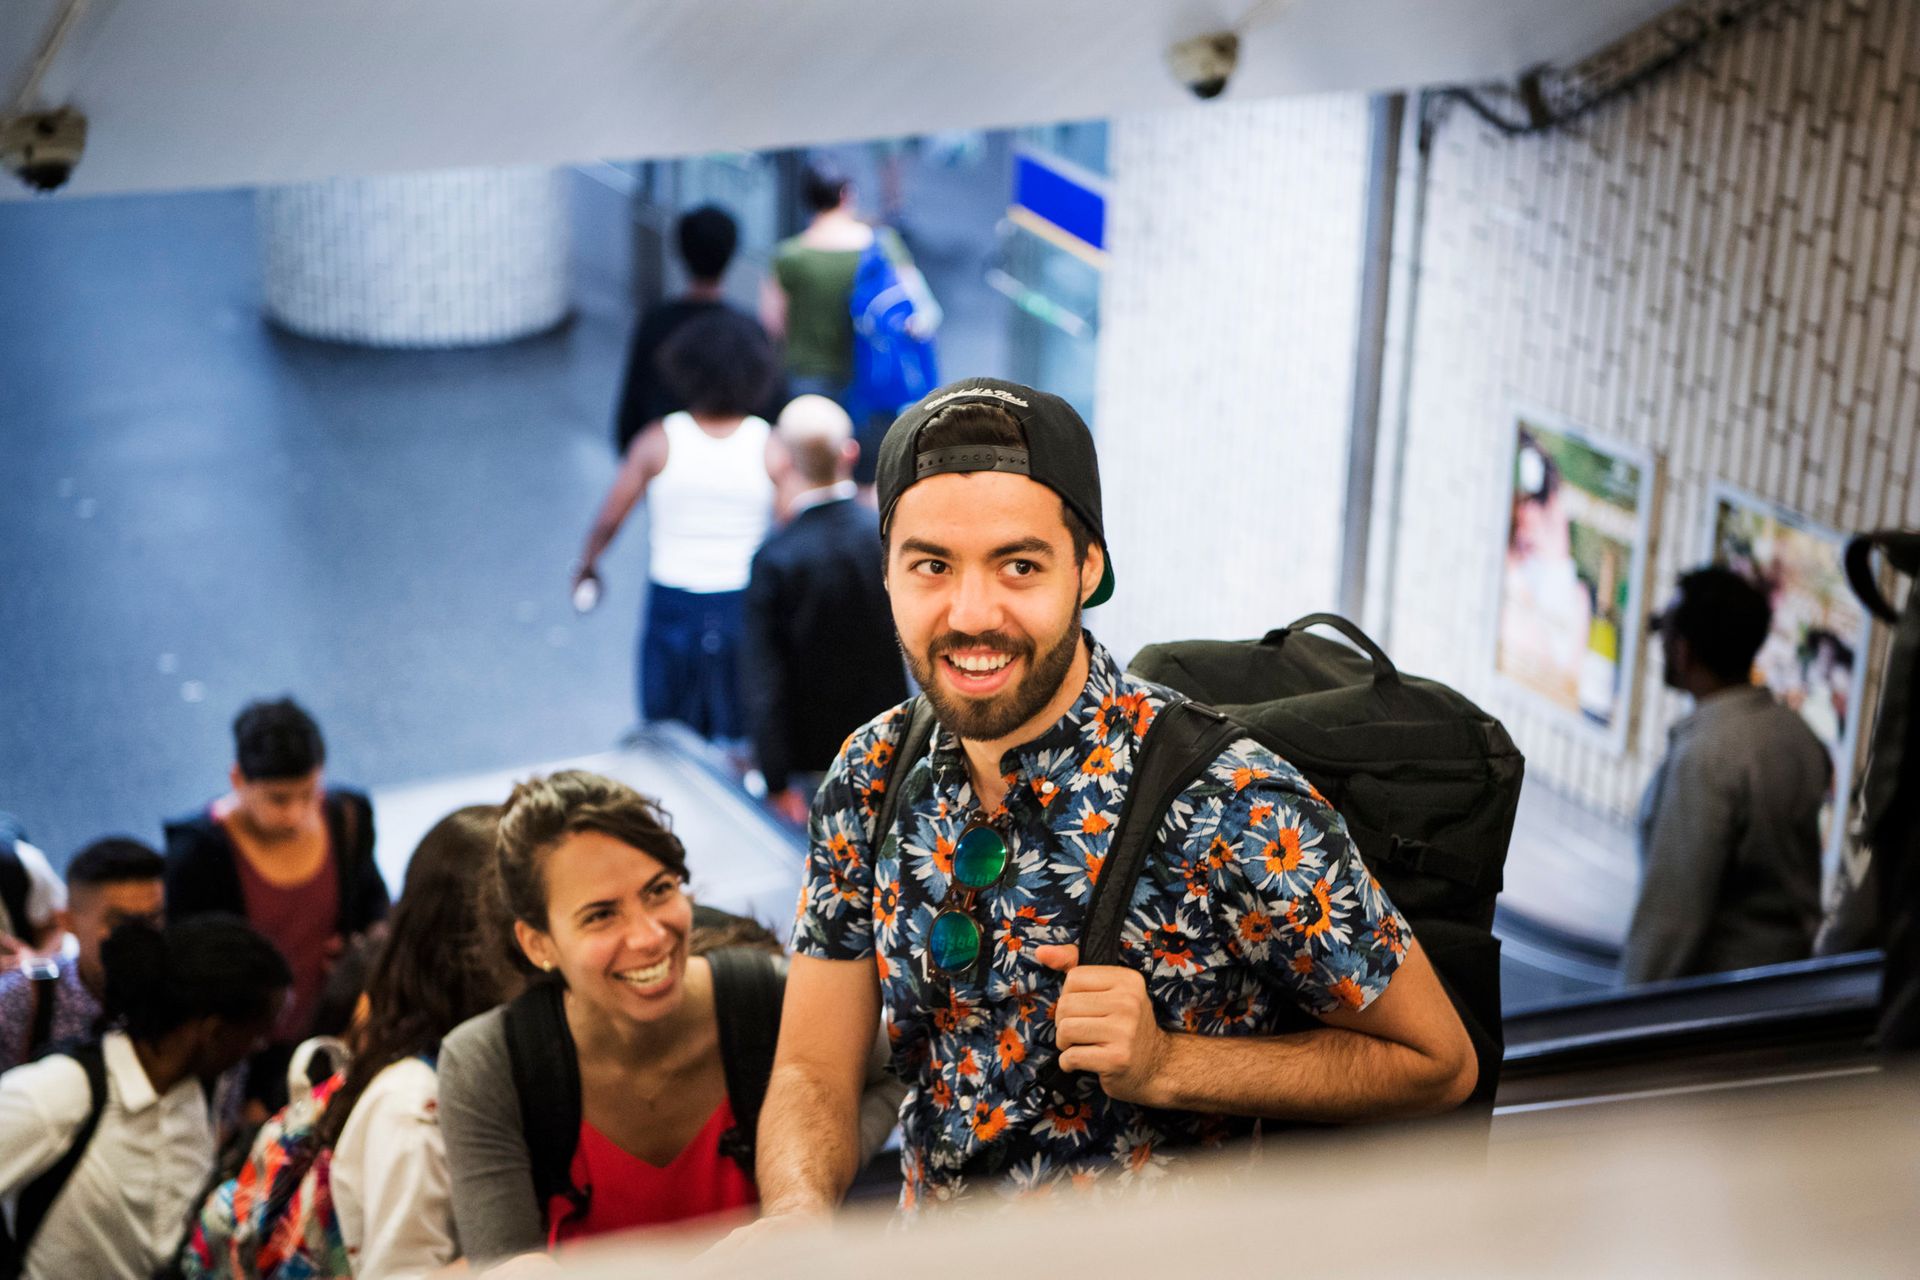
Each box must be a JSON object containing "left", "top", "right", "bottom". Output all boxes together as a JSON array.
[
  {"left": 257, "top": 167, "right": 570, "bottom": 348},
  {"left": 1090, "top": 95, "right": 1372, "bottom": 663},
  {"left": 1381, "top": 0, "right": 1919, "bottom": 822}
]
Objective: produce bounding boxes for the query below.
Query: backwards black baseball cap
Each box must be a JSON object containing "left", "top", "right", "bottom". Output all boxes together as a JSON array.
[{"left": 876, "top": 377, "right": 1113, "bottom": 608}]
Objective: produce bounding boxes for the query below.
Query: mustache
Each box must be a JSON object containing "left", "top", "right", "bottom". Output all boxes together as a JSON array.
[{"left": 929, "top": 631, "right": 1031, "bottom": 660}]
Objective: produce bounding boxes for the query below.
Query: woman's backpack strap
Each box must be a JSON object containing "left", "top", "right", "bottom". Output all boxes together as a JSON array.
[
  {"left": 500, "top": 979, "right": 584, "bottom": 1225},
  {"left": 707, "top": 947, "right": 786, "bottom": 1174}
]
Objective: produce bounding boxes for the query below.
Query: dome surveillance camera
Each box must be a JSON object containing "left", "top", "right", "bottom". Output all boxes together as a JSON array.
[
  {"left": 2, "top": 107, "right": 87, "bottom": 193},
  {"left": 1166, "top": 32, "right": 1240, "bottom": 100}
]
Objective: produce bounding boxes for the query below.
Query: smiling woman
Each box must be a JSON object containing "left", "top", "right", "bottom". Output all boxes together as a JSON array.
[{"left": 435, "top": 770, "right": 901, "bottom": 1267}]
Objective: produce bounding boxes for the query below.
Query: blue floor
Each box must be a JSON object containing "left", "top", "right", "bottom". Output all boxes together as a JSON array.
[
  {"left": 3, "top": 182, "right": 651, "bottom": 860},
  {"left": 0, "top": 147, "right": 1015, "bottom": 869}
]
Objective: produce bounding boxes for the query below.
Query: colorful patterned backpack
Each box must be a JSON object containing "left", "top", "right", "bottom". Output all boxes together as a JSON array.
[{"left": 181, "top": 1067, "right": 350, "bottom": 1279}]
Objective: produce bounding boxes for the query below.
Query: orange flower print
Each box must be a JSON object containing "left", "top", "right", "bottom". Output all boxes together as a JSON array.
[
  {"left": 1238, "top": 909, "right": 1274, "bottom": 944},
  {"left": 996, "top": 1025, "right": 1027, "bottom": 1069},
  {"left": 1205, "top": 837, "right": 1232, "bottom": 871},
  {"left": 932, "top": 836, "right": 954, "bottom": 877},
  {"left": 955, "top": 1047, "right": 982, "bottom": 1079},
  {"left": 933, "top": 992, "right": 974, "bottom": 1033},
  {"left": 1248, "top": 802, "right": 1274, "bottom": 827},
  {"left": 1080, "top": 807, "right": 1112, "bottom": 836},
  {"left": 864, "top": 738, "right": 895, "bottom": 769},
  {"left": 874, "top": 882, "right": 899, "bottom": 928},
  {"left": 1086, "top": 853, "right": 1105, "bottom": 885},
  {"left": 1307, "top": 783, "right": 1330, "bottom": 807},
  {"left": 1032, "top": 777, "right": 1061, "bottom": 807},
  {"left": 875, "top": 951, "right": 891, "bottom": 982},
  {"left": 1291, "top": 951, "right": 1315, "bottom": 976},
  {"left": 826, "top": 832, "right": 854, "bottom": 863},
  {"left": 1373, "top": 913, "right": 1407, "bottom": 956},
  {"left": 1038, "top": 1102, "right": 1091, "bottom": 1140},
  {"left": 972, "top": 1102, "right": 1009, "bottom": 1142},
  {"left": 931, "top": 1078, "right": 953, "bottom": 1108},
  {"left": 1296, "top": 879, "right": 1335, "bottom": 939},
  {"left": 1127, "top": 1139, "right": 1154, "bottom": 1173},
  {"left": 1150, "top": 923, "right": 1199, "bottom": 972},
  {"left": 1082, "top": 745, "right": 1117, "bottom": 776},
  {"left": 1263, "top": 827, "right": 1304, "bottom": 875},
  {"left": 1330, "top": 976, "right": 1367, "bottom": 1009},
  {"left": 1231, "top": 765, "right": 1270, "bottom": 791}
]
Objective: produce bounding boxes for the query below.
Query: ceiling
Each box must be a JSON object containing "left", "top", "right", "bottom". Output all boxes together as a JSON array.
[{"left": 3, "top": 0, "right": 1681, "bottom": 199}]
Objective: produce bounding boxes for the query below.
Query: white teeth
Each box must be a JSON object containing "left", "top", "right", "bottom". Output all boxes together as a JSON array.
[
  {"left": 949, "top": 653, "right": 1012, "bottom": 673},
  {"left": 615, "top": 958, "right": 671, "bottom": 987}
]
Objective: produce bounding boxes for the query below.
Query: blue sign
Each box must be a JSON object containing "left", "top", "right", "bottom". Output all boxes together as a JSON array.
[{"left": 1011, "top": 149, "right": 1107, "bottom": 265}]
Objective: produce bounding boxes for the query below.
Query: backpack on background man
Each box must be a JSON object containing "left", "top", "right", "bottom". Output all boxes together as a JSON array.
[
  {"left": 847, "top": 227, "right": 941, "bottom": 422},
  {"left": 1845, "top": 530, "right": 1920, "bottom": 1052},
  {"left": 181, "top": 1041, "right": 352, "bottom": 1280},
  {"left": 0, "top": 1043, "right": 108, "bottom": 1280}
]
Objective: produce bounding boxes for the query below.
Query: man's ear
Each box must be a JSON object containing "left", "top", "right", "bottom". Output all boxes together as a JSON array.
[
  {"left": 514, "top": 919, "right": 559, "bottom": 975},
  {"left": 228, "top": 763, "right": 245, "bottom": 793},
  {"left": 1079, "top": 543, "right": 1106, "bottom": 604}
]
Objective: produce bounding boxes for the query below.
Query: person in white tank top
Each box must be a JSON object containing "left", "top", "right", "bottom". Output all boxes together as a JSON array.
[{"left": 574, "top": 310, "right": 789, "bottom": 739}]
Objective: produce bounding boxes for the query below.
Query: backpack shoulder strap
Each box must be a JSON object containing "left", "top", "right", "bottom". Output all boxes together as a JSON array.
[
  {"left": 500, "top": 980, "right": 583, "bottom": 1225},
  {"left": 0, "top": 841, "right": 30, "bottom": 943},
  {"left": 867, "top": 697, "right": 937, "bottom": 854},
  {"left": 1081, "top": 699, "right": 1244, "bottom": 967},
  {"left": 25, "top": 973, "right": 59, "bottom": 1062},
  {"left": 3, "top": 1041, "right": 110, "bottom": 1271},
  {"left": 706, "top": 947, "right": 786, "bottom": 1174}
]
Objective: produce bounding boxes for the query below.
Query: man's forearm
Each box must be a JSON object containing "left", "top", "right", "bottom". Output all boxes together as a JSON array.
[
  {"left": 755, "top": 1061, "right": 863, "bottom": 1215},
  {"left": 1139, "top": 1026, "right": 1471, "bottom": 1122}
]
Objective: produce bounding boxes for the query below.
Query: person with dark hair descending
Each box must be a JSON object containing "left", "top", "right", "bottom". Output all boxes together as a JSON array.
[
  {"left": 1624, "top": 566, "right": 1833, "bottom": 983},
  {"left": 611, "top": 204, "right": 785, "bottom": 457},
  {"left": 436, "top": 770, "right": 897, "bottom": 1267},
  {"left": 310, "top": 804, "right": 513, "bottom": 1279},
  {"left": 0, "top": 838, "right": 165, "bottom": 1074},
  {"left": 574, "top": 311, "right": 791, "bottom": 741},
  {"left": 0, "top": 916, "right": 290, "bottom": 1279},
  {"left": 164, "top": 697, "right": 389, "bottom": 1112}
]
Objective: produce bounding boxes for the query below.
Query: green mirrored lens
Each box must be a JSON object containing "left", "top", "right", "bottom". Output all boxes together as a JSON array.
[
  {"left": 929, "top": 909, "right": 983, "bottom": 973},
  {"left": 952, "top": 824, "right": 1009, "bottom": 889}
]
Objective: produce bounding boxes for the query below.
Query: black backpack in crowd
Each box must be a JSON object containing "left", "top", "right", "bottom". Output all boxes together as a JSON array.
[
  {"left": 0, "top": 1042, "right": 109, "bottom": 1280},
  {"left": 1125, "top": 614, "right": 1523, "bottom": 1108},
  {"left": 0, "top": 812, "right": 36, "bottom": 944},
  {"left": 502, "top": 942, "right": 784, "bottom": 1228}
]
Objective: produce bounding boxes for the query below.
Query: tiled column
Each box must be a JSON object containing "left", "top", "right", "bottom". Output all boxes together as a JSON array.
[{"left": 257, "top": 167, "right": 570, "bottom": 347}]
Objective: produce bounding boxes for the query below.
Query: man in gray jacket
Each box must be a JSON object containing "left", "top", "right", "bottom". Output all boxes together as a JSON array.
[{"left": 1624, "top": 566, "right": 1832, "bottom": 984}]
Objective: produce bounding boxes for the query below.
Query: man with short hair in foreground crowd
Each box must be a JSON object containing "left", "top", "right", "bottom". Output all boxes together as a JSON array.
[{"left": 749, "top": 379, "right": 1476, "bottom": 1218}]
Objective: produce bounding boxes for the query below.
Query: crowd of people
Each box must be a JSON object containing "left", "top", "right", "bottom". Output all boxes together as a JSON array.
[
  {"left": 0, "top": 166, "right": 1857, "bottom": 1278},
  {"left": 0, "top": 370, "right": 1497, "bottom": 1278},
  {"left": 576, "top": 169, "right": 922, "bottom": 801}
]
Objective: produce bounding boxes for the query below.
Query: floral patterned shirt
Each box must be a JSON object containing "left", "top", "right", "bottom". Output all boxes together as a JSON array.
[{"left": 791, "top": 637, "right": 1410, "bottom": 1208}]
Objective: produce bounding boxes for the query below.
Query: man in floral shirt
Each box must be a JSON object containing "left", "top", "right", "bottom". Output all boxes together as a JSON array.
[{"left": 751, "top": 378, "right": 1476, "bottom": 1216}]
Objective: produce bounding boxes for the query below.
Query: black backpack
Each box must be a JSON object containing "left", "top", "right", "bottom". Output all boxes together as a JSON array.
[
  {"left": 872, "top": 613, "right": 1521, "bottom": 1111},
  {"left": 0, "top": 1042, "right": 109, "bottom": 1280},
  {"left": 1846, "top": 530, "right": 1920, "bottom": 1052},
  {"left": 502, "top": 944, "right": 784, "bottom": 1228}
]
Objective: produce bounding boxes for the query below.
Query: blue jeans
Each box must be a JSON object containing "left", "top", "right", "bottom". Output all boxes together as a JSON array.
[{"left": 640, "top": 582, "right": 747, "bottom": 740}]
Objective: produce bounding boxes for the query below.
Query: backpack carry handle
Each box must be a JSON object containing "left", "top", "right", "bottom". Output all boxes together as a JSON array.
[
  {"left": 1845, "top": 531, "right": 1920, "bottom": 624},
  {"left": 1264, "top": 613, "right": 1401, "bottom": 685}
]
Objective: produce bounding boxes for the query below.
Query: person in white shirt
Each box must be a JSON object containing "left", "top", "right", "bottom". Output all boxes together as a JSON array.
[
  {"left": 321, "top": 805, "right": 512, "bottom": 1280},
  {"left": 0, "top": 915, "right": 290, "bottom": 1279},
  {"left": 572, "top": 309, "right": 791, "bottom": 742}
]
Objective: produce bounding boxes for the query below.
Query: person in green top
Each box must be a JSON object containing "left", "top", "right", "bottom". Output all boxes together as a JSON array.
[{"left": 761, "top": 163, "right": 873, "bottom": 401}]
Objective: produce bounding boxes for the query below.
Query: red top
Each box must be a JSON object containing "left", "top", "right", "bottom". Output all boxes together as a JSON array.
[
  {"left": 226, "top": 818, "right": 338, "bottom": 1043},
  {"left": 550, "top": 1099, "right": 759, "bottom": 1246}
]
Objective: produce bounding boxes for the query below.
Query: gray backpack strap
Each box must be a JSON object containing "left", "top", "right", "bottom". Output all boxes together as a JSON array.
[
  {"left": 1080, "top": 700, "right": 1244, "bottom": 967},
  {"left": 868, "top": 697, "right": 938, "bottom": 853}
]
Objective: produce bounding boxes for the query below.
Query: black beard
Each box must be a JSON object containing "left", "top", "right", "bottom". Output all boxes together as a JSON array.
[{"left": 905, "top": 614, "right": 1084, "bottom": 743}]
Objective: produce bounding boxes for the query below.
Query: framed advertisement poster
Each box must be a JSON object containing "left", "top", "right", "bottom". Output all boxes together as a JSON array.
[
  {"left": 1493, "top": 410, "right": 1654, "bottom": 752},
  {"left": 1706, "top": 486, "right": 1871, "bottom": 873}
]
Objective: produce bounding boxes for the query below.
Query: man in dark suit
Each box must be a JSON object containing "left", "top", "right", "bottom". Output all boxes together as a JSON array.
[{"left": 744, "top": 396, "right": 909, "bottom": 825}]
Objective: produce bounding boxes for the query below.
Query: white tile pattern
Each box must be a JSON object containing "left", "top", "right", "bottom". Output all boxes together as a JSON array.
[{"left": 257, "top": 167, "right": 570, "bottom": 348}]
